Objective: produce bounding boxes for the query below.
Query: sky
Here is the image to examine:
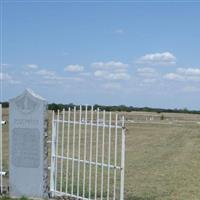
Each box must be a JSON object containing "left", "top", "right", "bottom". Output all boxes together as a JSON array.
[{"left": 0, "top": 0, "right": 200, "bottom": 110}]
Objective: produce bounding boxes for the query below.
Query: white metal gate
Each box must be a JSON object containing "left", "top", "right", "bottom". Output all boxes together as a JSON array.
[
  {"left": 0, "top": 104, "right": 3, "bottom": 194},
  {"left": 50, "top": 106, "right": 126, "bottom": 200}
]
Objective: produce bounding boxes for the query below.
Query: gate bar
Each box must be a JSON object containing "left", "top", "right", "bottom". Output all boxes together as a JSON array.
[
  {"left": 60, "top": 109, "right": 65, "bottom": 192},
  {"left": 94, "top": 108, "right": 99, "bottom": 199},
  {"left": 100, "top": 110, "right": 106, "bottom": 200},
  {"left": 88, "top": 106, "right": 94, "bottom": 199},
  {"left": 120, "top": 116, "right": 126, "bottom": 200},
  {"left": 50, "top": 110, "right": 56, "bottom": 196},
  {"left": 53, "top": 119, "right": 121, "bottom": 129},
  {"left": 52, "top": 155, "right": 121, "bottom": 170},
  {"left": 71, "top": 107, "right": 76, "bottom": 194},
  {"left": 65, "top": 107, "right": 71, "bottom": 193},
  {"left": 0, "top": 104, "right": 3, "bottom": 193},
  {"left": 113, "top": 114, "right": 118, "bottom": 200},
  {"left": 83, "top": 105, "right": 88, "bottom": 198},
  {"left": 55, "top": 110, "right": 60, "bottom": 192},
  {"left": 77, "top": 105, "right": 82, "bottom": 196},
  {"left": 107, "top": 112, "right": 112, "bottom": 199}
]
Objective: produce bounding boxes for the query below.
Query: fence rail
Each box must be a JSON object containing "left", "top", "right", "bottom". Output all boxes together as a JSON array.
[
  {"left": 50, "top": 106, "right": 126, "bottom": 200},
  {"left": 0, "top": 104, "right": 3, "bottom": 194}
]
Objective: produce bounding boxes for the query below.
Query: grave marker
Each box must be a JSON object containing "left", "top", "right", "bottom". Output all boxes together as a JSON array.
[{"left": 9, "top": 89, "right": 48, "bottom": 198}]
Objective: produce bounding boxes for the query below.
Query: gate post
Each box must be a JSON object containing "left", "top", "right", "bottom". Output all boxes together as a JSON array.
[
  {"left": 120, "top": 116, "right": 126, "bottom": 200},
  {"left": 0, "top": 104, "right": 3, "bottom": 194},
  {"left": 50, "top": 110, "right": 56, "bottom": 197}
]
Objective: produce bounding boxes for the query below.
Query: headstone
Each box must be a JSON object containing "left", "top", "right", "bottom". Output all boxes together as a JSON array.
[{"left": 9, "top": 89, "right": 48, "bottom": 198}]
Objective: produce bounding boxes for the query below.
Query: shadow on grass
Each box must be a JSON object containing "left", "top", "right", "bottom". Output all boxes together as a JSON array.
[
  {"left": 0, "top": 197, "right": 30, "bottom": 200},
  {"left": 125, "top": 195, "right": 156, "bottom": 200},
  {"left": 0, "top": 195, "right": 156, "bottom": 200}
]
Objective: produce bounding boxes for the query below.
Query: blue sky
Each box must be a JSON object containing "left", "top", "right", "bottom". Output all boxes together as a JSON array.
[{"left": 1, "top": 1, "right": 200, "bottom": 109}]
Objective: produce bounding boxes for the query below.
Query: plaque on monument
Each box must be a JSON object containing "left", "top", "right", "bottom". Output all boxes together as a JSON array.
[{"left": 9, "top": 89, "right": 48, "bottom": 198}]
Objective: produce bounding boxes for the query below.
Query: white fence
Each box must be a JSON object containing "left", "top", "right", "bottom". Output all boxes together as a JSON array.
[
  {"left": 50, "top": 106, "right": 126, "bottom": 200},
  {"left": 0, "top": 104, "right": 3, "bottom": 194}
]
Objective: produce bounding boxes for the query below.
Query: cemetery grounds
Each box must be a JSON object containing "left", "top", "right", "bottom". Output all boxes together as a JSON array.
[{"left": 2, "top": 108, "right": 200, "bottom": 200}]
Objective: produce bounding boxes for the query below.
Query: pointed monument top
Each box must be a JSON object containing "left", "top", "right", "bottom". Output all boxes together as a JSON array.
[
  {"left": 10, "top": 88, "right": 46, "bottom": 102},
  {"left": 24, "top": 88, "right": 46, "bottom": 101},
  {"left": 10, "top": 89, "right": 47, "bottom": 114}
]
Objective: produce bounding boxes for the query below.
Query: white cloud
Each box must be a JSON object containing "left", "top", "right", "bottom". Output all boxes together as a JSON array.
[
  {"left": 92, "top": 61, "right": 130, "bottom": 81},
  {"left": 9, "top": 80, "right": 21, "bottom": 84},
  {"left": 36, "top": 69, "right": 65, "bottom": 81},
  {"left": 164, "top": 73, "right": 184, "bottom": 81},
  {"left": 36, "top": 69, "right": 56, "bottom": 76},
  {"left": 108, "top": 72, "right": 130, "bottom": 80},
  {"left": 26, "top": 64, "right": 38, "bottom": 69},
  {"left": 0, "top": 72, "right": 12, "bottom": 80},
  {"left": 0, "top": 72, "right": 20, "bottom": 84},
  {"left": 92, "top": 61, "right": 128, "bottom": 70},
  {"left": 103, "top": 83, "right": 122, "bottom": 90},
  {"left": 22, "top": 71, "right": 32, "bottom": 76},
  {"left": 143, "top": 78, "right": 157, "bottom": 83},
  {"left": 114, "top": 29, "right": 125, "bottom": 34},
  {"left": 94, "top": 70, "right": 107, "bottom": 77},
  {"left": 137, "top": 67, "right": 158, "bottom": 77},
  {"left": 0, "top": 63, "right": 9, "bottom": 67},
  {"left": 21, "top": 66, "right": 84, "bottom": 86},
  {"left": 164, "top": 67, "right": 200, "bottom": 82},
  {"left": 40, "top": 77, "right": 82, "bottom": 85},
  {"left": 114, "top": 68, "right": 127, "bottom": 73},
  {"left": 137, "top": 52, "right": 176, "bottom": 65},
  {"left": 94, "top": 70, "right": 130, "bottom": 81},
  {"left": 177, "top": 68, "right": 200, "bottom": 76},
  {"left": 35, "top": 68, "right": 83, "bottom": 84},
  {"left": 79, "top": 72, "right": 91, "bottom": 77},
  {"left": 187, "top": 76, "right": 200, "bottom": 81},
  {"left": 183, "top": 86, "right": 200, "bottom": 93},
  {"left": 64, "top": 64, "right": 84, "bottom": 72}
]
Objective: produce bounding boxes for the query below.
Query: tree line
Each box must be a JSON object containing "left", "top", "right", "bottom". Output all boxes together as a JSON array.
[{"left": 1, "top": 101, "right": 199, "bottom": 114}]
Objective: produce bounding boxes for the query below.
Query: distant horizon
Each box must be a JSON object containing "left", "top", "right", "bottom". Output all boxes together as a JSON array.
[
  {"left": 1, "top": 99, "right": 200, "bottom": 112},
  {"left": 1, "top": 1, "right": 200, "bottom": 110}
]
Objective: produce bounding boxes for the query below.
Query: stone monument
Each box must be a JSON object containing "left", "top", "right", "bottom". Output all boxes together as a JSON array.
[{"left": 9, "top": 89, "right": 48, "bottom": 198}]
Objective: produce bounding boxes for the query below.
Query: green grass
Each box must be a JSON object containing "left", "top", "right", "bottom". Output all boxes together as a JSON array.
[
  {"left": 0, "top": 197, "right": 30, "bottom": 200},
  {"left": 2, "top": 108, "right": 200, "bottom": 200},
  {"left": 124, "top": 118, "right": 200, "bottom": 200}
]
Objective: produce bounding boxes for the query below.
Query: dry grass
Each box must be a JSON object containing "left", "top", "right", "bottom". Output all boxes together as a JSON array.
[{"left": 2, "top": 108, "right": 200, "bottom": 200}]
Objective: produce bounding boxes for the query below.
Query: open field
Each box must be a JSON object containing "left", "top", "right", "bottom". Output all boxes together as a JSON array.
[{"left": 2, "top": 108, "right": 200, "bottom": 200}]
